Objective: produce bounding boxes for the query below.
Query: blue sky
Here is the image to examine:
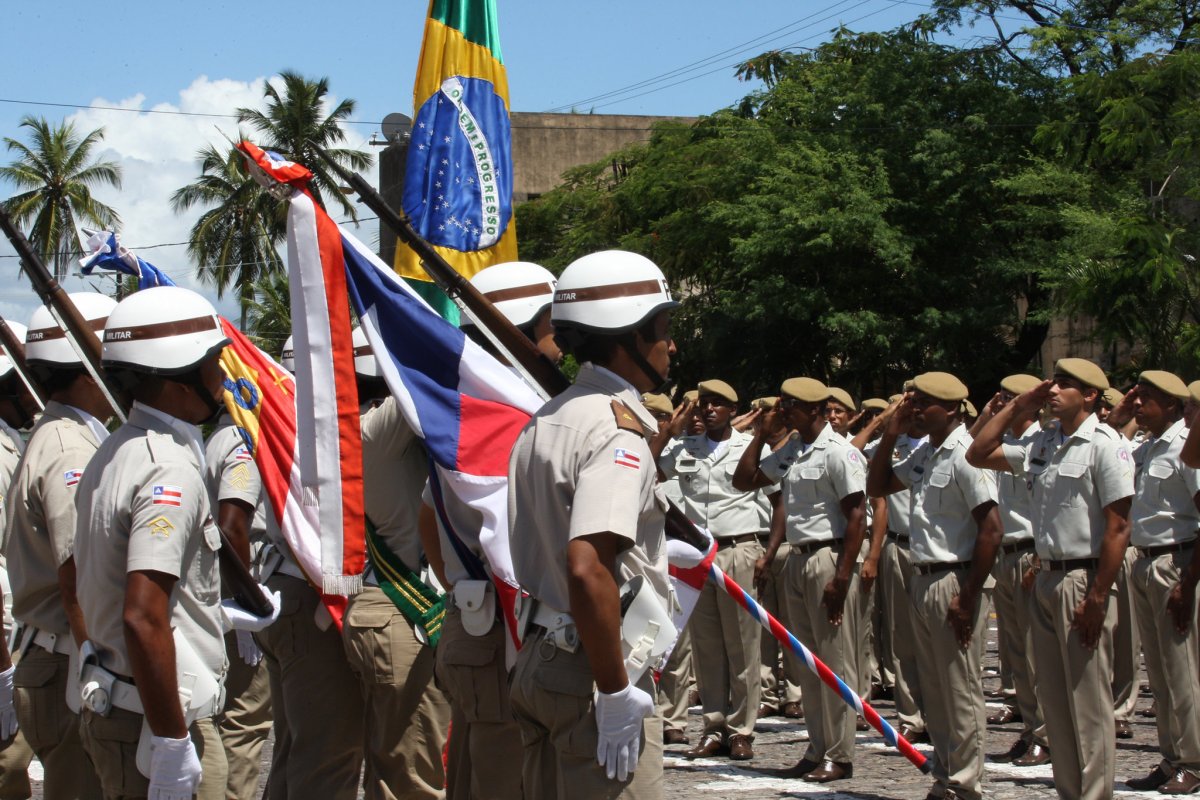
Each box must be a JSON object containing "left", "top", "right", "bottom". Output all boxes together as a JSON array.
[{"left": 0, "top": 0, "right": 951, "bottom": 323}]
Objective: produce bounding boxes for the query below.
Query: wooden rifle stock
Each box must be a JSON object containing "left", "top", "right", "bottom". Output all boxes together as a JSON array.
[
  {"left": 0, "top": 317, "right": 45, "bottom": 410},
  {"left": 0, "top": 209, "right": 271, "bottom": 615},
  {"left": 309, "top": 146, "right": 709, "bottom": 554}
]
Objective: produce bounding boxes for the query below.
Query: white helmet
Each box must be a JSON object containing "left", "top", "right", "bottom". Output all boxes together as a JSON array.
[
  {"left": 280, "top": 335, "right": 295, "bottom": 373},
  {"left": 0, "top": 322, "right": 28, "bottom": 380},
  {"left": 26, "top": 293, "right": 117, "bottom": 367},
  {"left": 464, "top": 261, "right": 557, "bottom": 330},
  {"left": 102, "top": 287, "right": 229, "bottom": 374},
  {"left": 551, "top": 250, "right": 678, "bottom": 334},
  {"left": 352, "top": 327, "right": 380, "bottom": 378}
]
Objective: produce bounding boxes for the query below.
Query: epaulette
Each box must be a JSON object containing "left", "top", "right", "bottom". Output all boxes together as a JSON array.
[{"left": 611, "top": 399, "right": 649, "bottom": 438}]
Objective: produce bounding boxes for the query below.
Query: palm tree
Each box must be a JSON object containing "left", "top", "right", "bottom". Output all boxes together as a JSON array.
[
  {"left": 171, "top": 142, "right": 285, "bottom": 327},
  {"left": 1, "top": 116, "right": 122, "bottom": 279},
  {"left": 237, "top": 71, "right": 372, "bottom": 220},
  {"left": 245, "top": 267, "right": 292, "bottom": 354}
]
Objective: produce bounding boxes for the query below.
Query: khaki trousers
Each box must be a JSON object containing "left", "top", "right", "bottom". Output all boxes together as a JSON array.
[
  {"left": 880, "top": 538, "right": 925, "bottom": 732},
  {"left": 1131, "top": 549, "right": 1200, "bottom": 774},
  {"left": 435, "top": 607, "right": 523, "bottom": 800},
  {"left": 991, "top": 548, "right": 1047, "bottom": 747},
  {"left": 257, "top": 574, "right": 364, "bottom": 800},
  {"left": 218, "top": 633, "right": 272, "bottom": 799},
  {"left": 509, "top": 627, "right": 663, "bottom": 800},
  {"left": 0, "top": 729, "right": 31, "bottom": 800},
  {"left": 13, "top": 647, "right": 102, "bottom": 799},
  {"left": 845, "top": 540, "right": 875, "bottom": 699},
  {"left": 1111, "top": 549, "right": 1141, "bottom": 722},
  {"left": 910, "top": 569, "right": 988, "bottom": 800},
  {"left": 759, "top": 542, "right": 802, "bottom": 706},
  {"left": 79, "top": 710, "right": 226, "bottom": 800},
  {"left": 656, "top": 623, "right": 694, "bottom": 734},
  {"left": 691, "top": 540, "right": 762, "bottom": 739},
  {"left": 785, "top": 544, "right": 856, "bottom": 764},
  {"left": 1031, "top": 568, "right": 1117, "bottom": 800},
  {"left": 343, "top": 586, "right": 451, "bottom": 800}
]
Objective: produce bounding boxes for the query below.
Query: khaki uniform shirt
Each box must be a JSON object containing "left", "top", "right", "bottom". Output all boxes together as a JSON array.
[
  {"left": 1129, "top": 418, "right": 1200, "bottom": 548},
  {"left": 6, "top": 402, "right": 102, "bottom": 634},
  {"left": 75, "top": 403, "right": 226, "bottom": 680},
  {"left": 997, "top": 422, "right": 1041, "bottom": 543},
  {"left": 659, "top": 430, "right": 769, "bottom": 537},
  {"left": 1003, "top": 413, "right": 1134, "bottom": 560},
  {"left": 895, "top": 424, "right": 997, "bottom": 564},
  {"left": 508, "top": 364, "right": 668, "bottom": 615},
  {"left": 204, "top": 418, "right": 277, "bottom": 572},
  {"left": 362, "top": 397, "right": 428, "bottom": 572},
  {"left": 0, "top": 420, "right": 24, "bottom": 553},
  {"left": 759, "top": 423, "right": 866, "bottom": 544},
  {"left": 865, "top": 435, "right": 923, "bottom": 536}
]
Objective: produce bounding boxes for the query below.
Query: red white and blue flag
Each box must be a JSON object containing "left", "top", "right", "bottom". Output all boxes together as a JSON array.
[
  {"left": 152, "top": 484, "right": 183, "bottom": 507},
  {"left": 63, "top": 468, "right": 83, "bottom": 487},
  {"left": 614, "top": 448, "right": 641, "bottom": 470}
]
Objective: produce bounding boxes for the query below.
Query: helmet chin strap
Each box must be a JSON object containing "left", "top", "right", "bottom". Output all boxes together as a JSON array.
[
  {"left": 619, "top": 333, "right": 669, "bottom": 394},
  {"left": 176, "top": 369, "right": 225, "bottom": 425}
]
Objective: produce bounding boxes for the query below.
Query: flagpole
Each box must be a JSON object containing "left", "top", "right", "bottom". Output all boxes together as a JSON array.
[
  {"left": 708, "top": 563, "right": 932, "bottom": 774},
  {"left": 0, "top": 317, "right": 45, "bottom": 411}
]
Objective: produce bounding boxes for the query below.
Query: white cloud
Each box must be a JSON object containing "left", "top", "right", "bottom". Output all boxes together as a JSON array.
[{"left": 0, "top": 74, "right": 376, "bottom": 327}]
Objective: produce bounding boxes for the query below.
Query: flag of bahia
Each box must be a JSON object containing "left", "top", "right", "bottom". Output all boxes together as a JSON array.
[{"left": 399, "top": 0, "right": 517, "bottom": 311}]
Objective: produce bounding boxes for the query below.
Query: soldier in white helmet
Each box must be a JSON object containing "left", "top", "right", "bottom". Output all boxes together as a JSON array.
[
  {"left": 5, "top": 293, "right": 115, "bottom": 800},
  {"left": 74, "top": 286, "right": 279, "bottom": 800},
  {"left": 418, "top": 261, "right": 559, "bottom": 800},
  {"left": 508, "top": 250, "right": 682, "bottom": 798}
]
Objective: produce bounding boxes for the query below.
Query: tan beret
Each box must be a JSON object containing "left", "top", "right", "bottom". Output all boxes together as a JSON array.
[
  {"left": 780, "top": 377, "right": 829, "bottom": 403},
  {"left": 1101, "top": 387, "right": 1124, "bottom": 408},
  {"left": 1189, "top": 380, "right": 1200, "bottom": 404},
  {"left": 683, "top": 389, "right": 698, "bottom": 403},
  {"left": 963, "top": 400, "right": 978, "bottom": 418},
  {"left": 641, "top": 392, "right": 673, "bottom": 416},
  {"left": 888, "top": 393, "right": 903, "bottom": 403},
  {"left": 751, "top": 396, "right": 778, "bottom": 410},
  {"left": 1000, "top": 374, "right": 1042, "bottom": 395},
  {"left": 861, "top": 397, "right": 888, "bottom": 411},
  {"left": 1138, "top": 370, "right": 1189, "bottom": 401},
  {"left": 697, "top": 379, "right": 738, "bottom": 404},
  {"left": 911, "top": 371, "right": 969, "bottom": 402},
  {"left": 902, "top": 379, "right": 916, "bottom": 392},
  {"left": 827, "top": 387, "right": 856, "bottom": 411},
  {"left": 1054, "top": 357, "right": 1109, "bottom": 391}
]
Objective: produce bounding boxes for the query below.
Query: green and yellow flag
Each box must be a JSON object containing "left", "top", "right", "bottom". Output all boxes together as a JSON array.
[{"left": 398, "top": 0, "right": 518, "bottom": 320}]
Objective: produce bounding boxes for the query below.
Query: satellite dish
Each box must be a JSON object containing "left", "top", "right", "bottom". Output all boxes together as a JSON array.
[{"left": 381, "top": 113, "right": 412, "bottom": 143}]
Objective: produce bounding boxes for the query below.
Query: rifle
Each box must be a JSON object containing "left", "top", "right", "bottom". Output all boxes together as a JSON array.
[
  {"left": 0, "top": 208, "right": 272, "bottom": 618},
  {"left": 310, "top": 146, "right": 709, "bottom": 553},
  {"left": 0, "top": 316, "right": 45, "bottom": 411}
]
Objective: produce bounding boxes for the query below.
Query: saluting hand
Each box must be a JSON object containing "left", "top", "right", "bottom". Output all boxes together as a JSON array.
[
  {"left": 1014, "top": 380, "right": 1053, "bottom": 415},
  {"left": 667, "top": 398, "right": 695, "bottom": 438},
  {"left": 732, "top": 408, "right": 761, "bottom": 433}
]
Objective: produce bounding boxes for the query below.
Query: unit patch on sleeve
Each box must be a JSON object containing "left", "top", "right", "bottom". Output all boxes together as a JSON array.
[{"left": 152, "top": 485, "right": 183, "bottom": 507}]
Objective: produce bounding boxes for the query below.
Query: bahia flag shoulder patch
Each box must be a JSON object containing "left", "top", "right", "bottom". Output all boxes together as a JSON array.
[
  {"left": 152, "top": 485, "right": 183, "bottom": 507},
  {"left": 614, "top": 448, "right": 641, "bottom": 470},
  {"left": 63, "top": 468, "right": 83, "bottom": 487}
]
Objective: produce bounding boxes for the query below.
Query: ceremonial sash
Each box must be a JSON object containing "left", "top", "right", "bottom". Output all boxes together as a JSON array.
[{"left": 365, "top": 519, "right": 446, "bottom": 647}]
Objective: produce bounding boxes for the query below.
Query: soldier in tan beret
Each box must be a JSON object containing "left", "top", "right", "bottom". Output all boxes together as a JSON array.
[
  {"left": 968, "top": 357, "right": 1134, "bottom": 800},
  {"left": 734, "top": 378, "right": 867, "bottom": 783},
  {"left": 826, "top": 388, "right": 856, "bottom": 438},
  {"left": 868, "top": 372, "right": 1002, "bottom": 800},
  {"left": 1105, "top": 371, "right": 1200, "bottom": 793},
  {"left": 970, "top": 374, "right": 1050, "bottom": 766},
  {"left": 661, "top": 380, "right": 767, "bottom": 761}
]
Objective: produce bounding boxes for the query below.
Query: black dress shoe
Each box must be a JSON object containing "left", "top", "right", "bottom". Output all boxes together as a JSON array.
[
  {"left": 803, "top": 760, "right": 853, "bottom": 783},
  {"left": 663, "top": 728, "right": 688, "bottom": 745},
  {"left": 989, "top": 737, "right": 1029, "bottom": 763},
  {"left": 987, "top": 706, "right": 1020, "bottom": 725},
  {"left": 683, "top": 734, "right": 727, "bottom": 759},
  {"left": 776, "top": 758, "right": 821, "bottom": 778},
  {"left": 1013, "top": 743, "right": 1050, "bottom": 767},
  {"left": 1115, "top": 719, "right": 1133, "bottom": 739},
  {"left": 1126, "top": 765, "right": 1172, "bottom": 791},
  {"left": 898, "top": 724, "right": 930, "bottom": 744}
]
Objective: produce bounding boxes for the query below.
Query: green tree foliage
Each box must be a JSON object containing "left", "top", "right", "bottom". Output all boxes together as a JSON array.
[
  {"left": 518, "top": 30, "right": 1069, "bottom": 400},
  {"left": 1, "top": 116, "right": 122, "bottom": 279},
  {"left": 171, "top": 143, "right": 285, "bottom": 328},
  {"left": 244, "top": 267, "right": 292, "bottom": 355}
]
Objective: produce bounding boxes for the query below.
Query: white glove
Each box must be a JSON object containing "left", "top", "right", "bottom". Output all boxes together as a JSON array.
[
  {"left": 594, "top": 682, "right": 654, "bottom": 781},
  {"left": 235, "top": 630, "right": 262, "bottom": 667},
  {"left": 147, "top": 733, "right": 202, "bottom": 800},
  {"left": 221, "top": 585, "right": 282, "bottom": 633},
  {"left": 0, "top": 665, "right": 17, "bottom": 740},
  {"left": 665, "top": 526, "right": 714, "bottom": 569}
]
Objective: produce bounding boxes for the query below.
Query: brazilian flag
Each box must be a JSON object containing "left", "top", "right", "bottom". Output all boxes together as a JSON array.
[{"left": 398, "top": 0, "right": 518, "bottom": 322}]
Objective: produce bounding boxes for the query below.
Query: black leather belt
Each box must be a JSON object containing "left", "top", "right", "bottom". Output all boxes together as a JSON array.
[
  {"left": 913, "top": 560, "right": 970, "bottom": 575},
  {"left": 1001, "top": 540, "right": 1035, "bottom": 555},
  {"left": 791, "top": 539, "right": 840, "bottom": 556},
  {"left": 1044, "top": 558, "right": 1098, "bottom": 571},
  {"left": 1136, "top": 540, "right": 1196, "bottom": 560},
  {"left": 716, "top": 533, "right": 758, "bottom": 550}
]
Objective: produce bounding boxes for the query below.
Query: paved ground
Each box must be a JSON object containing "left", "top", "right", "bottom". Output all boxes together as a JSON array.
[{"left": 25, "top": 614, "right": 1167, "bottom": 798}]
